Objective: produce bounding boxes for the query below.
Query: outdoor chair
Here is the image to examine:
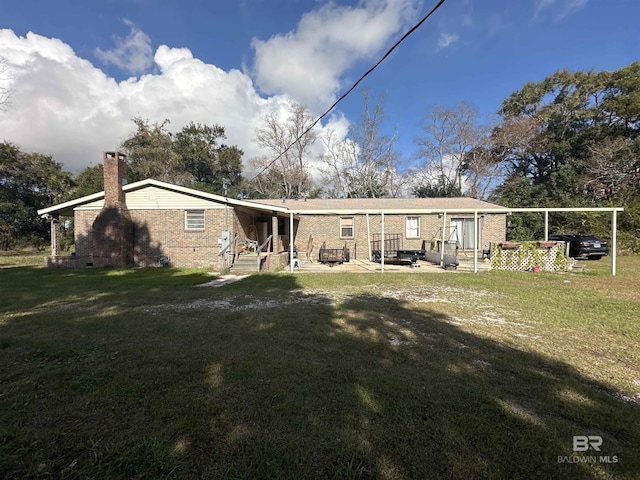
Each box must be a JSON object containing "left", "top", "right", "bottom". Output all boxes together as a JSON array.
[{"left": 245, "top": 238, "right": 258, "bottom": 253}]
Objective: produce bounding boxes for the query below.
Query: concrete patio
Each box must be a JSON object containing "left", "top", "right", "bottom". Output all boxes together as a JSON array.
[{"left": 289, "top": 254, "right": 492, "bottom": 273}]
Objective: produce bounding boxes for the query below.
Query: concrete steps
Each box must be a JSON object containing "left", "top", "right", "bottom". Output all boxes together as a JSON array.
[{"left": 230, "top": 255, "right": 261, "bottom": 273}]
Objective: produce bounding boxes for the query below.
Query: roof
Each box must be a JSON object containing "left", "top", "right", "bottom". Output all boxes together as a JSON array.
[
  {"left": 252, "top": 197, "right": 509, "bottom": 214},
  {"left": 37, "top": 179, "right": 290, "bottom": 217},
  {"left": 38, "top": 178, "right": 509, "bottom": 217}
]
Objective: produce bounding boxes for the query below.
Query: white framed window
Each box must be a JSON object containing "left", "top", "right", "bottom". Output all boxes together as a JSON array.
[
  {"left": 340, "top": 217, "right": 354, "bottom": 238},
  {"left": 406, "top": 216, "right": 420, "bottom": 239},
  {"left": 185, "top": 210, "right": 205, "bottom": 230}
]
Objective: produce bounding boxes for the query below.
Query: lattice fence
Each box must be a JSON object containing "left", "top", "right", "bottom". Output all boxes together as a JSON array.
[{"left": 490, "top": 241, "right": 569, "bottom": 272}]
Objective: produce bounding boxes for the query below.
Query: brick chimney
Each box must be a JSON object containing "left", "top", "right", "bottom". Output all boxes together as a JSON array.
[
  {"left": 104, "top": 151, "right": 127, "bottom": 208},
  {"left": 91, "top": 151, "right": 134, "bottom": 267}
]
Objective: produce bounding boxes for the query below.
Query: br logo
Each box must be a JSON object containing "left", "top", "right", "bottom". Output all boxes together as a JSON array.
[{"left": 573, "top": 436, "right": 602, "bottom": 452}]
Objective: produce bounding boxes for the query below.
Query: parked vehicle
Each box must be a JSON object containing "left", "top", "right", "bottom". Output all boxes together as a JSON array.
[{"left": 548, "top": 234, "right": 609, "bottom": 260}]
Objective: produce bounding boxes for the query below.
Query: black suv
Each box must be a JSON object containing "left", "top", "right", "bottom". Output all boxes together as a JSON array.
[{"left": 548, "top": 234, "right": 609, "bottom": 260}]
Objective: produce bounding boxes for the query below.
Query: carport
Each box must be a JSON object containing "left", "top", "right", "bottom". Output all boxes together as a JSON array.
[{"left": 286, "top": 206, "right": 624, "bottom": 276}]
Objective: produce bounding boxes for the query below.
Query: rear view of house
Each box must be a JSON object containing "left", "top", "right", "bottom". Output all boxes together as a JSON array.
[{"left": 38, "top": 152, "right": 508, "bottom": 270}]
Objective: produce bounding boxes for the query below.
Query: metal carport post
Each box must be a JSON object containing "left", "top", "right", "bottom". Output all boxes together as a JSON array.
[{"left": 289, "top": 211, "right": 294, "bottom": 273}]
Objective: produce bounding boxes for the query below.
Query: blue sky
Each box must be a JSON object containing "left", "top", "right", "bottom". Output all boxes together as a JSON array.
[{"left": 1, "top": 0, "right": 638, "bottom": 174}]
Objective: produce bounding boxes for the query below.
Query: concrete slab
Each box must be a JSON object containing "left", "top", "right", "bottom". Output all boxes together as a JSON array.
[
  {"left": 288, "top": 257, "right": 491, "bottom": 273},
  {"left": 197, "top": 274, "right": 250, "bottom": 287}
]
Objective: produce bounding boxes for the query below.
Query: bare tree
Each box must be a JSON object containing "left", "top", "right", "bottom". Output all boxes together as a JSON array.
[
  {"left": 250, "top": 103, "right": 317, "bottom": 198},
  {"left": 581, "top": 136, "right": 639, "bottom": 202},
  {"left": 0, "top": 57, "right": 14, "bottom": 111},
  {"left": 320, "top": 90, "right": 402, "bottom": 198},
  {"left": 462, "top": 143, "right": 508, "bottom": 200},
  {"left": 319, "top": 127, "right": 354, "bottom": 198},
  {"left": 414, "top": 102, "right": 487, "bottom": 197}
]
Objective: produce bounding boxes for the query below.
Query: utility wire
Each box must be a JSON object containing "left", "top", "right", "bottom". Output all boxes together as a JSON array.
[{"left": 249, "top": 0, "right": 448, "bottom": 184}]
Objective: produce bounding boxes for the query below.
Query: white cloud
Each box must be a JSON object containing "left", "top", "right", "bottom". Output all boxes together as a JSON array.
[
  {"left": 0, "top": 29, "right": 352, "bottom": 175},
  {"left": 437, "top": 32, "right": 459, "bottom": 49},
  {"left": 557, "top": 0, "right": 588, "bottom": 19},
  {"left": 0, "top": 29, "right": 275, "bottom": 172},
  {"left": 534, "top": 0, "right": 556, "bottom": 18},
  {"left": 250, "top": 0, "right": 418, "bottom": 110},
  {"left": 0, "top": 1, "right": 422, "bottom": 176},
  {"left": 534, "top": 0, "right": 588, "bottom": 20},
  {"left": 95, "top": 19, "right": 153, "bottom": 75}
]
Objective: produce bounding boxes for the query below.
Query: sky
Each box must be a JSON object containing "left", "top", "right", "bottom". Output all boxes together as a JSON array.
[{"left": 0, "top": 0, "right": 638, "bottom": 176}]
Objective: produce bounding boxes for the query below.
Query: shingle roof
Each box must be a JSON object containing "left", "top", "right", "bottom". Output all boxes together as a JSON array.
[
  {"left": 38, "top": 177, "right": 508, "bottom": 217},
  {"left": 252, "top": 197, "right": 507, "bottom": 213}
]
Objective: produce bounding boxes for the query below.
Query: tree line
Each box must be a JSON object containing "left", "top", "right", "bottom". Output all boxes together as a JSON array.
[{"left": 1, "top": 62, "right": 638, "bottom": 251}]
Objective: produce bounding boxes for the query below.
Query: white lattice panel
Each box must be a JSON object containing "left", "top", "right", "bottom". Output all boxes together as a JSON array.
[{"left": 490, "top": 242, "right": 569, "bottom": 272}]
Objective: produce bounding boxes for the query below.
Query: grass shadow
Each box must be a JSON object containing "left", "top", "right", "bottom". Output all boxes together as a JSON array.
[{"left": 0, "top": 271, "right": 638, "bottom": 479}]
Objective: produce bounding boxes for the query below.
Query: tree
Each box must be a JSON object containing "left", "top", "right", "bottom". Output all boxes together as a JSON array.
[
  {"left": 172, "top": 122, "right": 243, "bottom": 195},
  {"left": 580, "top": 136, "right": 640, "bottom": 203},
  {"left": 321, "top": 90, "right": 402, "bottom": 198},
  {"left": 121, "top": 118, "right": 244, "bottom": 195},
  {"left": 73, "top": 164, "right": 104, "bottom": 198},
  {"left": 489, "top": 62, "right": 640, "bottom": 242},
  {"left": 121, "top": 117, "right": 184, "bottom": 183},
  {"left": 250, "top": 103, "right": 317, "bottom": 198},
  {"left": 414, "top": 102, "right": 488, "bottom": 198},
  {"left": 462, "top": 144, "right": 508, "bottom": 200},
  {"left": 0, "top": 142, "right": 73, "bottom": 249},
  {"left": 495, "top": 63, "right": 640, "bottom": 193}
]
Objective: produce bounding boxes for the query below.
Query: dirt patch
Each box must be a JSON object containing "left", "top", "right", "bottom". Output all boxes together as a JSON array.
[
  {"left": 138, "top": 291, "right": 330, "bottom": 315},
  {"left": 138, "top": 285, "right": 526, "bottom": 338}
]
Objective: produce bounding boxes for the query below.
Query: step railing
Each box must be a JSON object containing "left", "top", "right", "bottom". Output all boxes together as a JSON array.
[
  {"left": 218, "top": 234, "right": 239, "bottom": 269},
  {"left": 256, "top": 235, "right": 272, "bottom": 272}
]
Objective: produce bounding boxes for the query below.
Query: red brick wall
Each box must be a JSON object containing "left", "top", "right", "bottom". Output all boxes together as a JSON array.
[
  {"left": 75, "top": 208, "right": 237, "bottom": 269},
  {"left": 293, "top": 213, "right": 506, "bottom": 261},
  {"left": 74, "top": 207, "right": 507, "bottom": 267}
]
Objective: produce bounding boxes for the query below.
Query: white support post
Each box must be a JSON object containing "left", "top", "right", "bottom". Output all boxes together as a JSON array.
[
  {"left": 544, "top": 210, "right": 549, "bottom": 241},
  {"left": 289, "top": 212, "right": 294, "bottom": 273},
  {"left": 50, "top": 219, "right": 60, "bottom": 256},
  {"left": 473, "top": 211, "right": 478, "bottom": 273},
  {"left": 366, "top": 213, "right": 372, "bottom": 263},
  {"left": 381, "top": 212, "right": 385, "bottom": 273},
  {"left": 612, "top": 210, "right": 617, "bottom": 276},
  {"left": 440, "top": 212, "right": 447, "bottom": 266}
]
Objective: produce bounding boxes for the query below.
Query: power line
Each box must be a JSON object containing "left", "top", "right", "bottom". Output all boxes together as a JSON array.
[{"left": 249, "top": 0, "right": 448, "bottom": 184}]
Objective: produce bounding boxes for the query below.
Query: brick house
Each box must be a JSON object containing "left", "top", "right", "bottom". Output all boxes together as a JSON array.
[
  {"left": 38, "top": 152, "right": 508, "bottom": 269},
  {"left": 258, "top": 197, "right": 507, "bottom": 261}
]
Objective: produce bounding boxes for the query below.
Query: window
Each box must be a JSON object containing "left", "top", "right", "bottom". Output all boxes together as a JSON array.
[
  {"left": 185, "top": 210, "right": 205, "bottom": 230},
  {"left": 406, "top": 216, "right": 420, "bottom": 238},
  {"left": 340, "top": 217, "right": 354, "bottom": 238}
]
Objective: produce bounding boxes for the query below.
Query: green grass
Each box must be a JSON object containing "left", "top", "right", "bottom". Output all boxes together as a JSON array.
[{"left": 1, "top": 254, "right": 639, "bottom": 479}]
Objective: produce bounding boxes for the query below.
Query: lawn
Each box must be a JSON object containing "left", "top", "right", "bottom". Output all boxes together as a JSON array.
[{"left": 1, "top": 252, "right": 639, "bottom": 479}]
